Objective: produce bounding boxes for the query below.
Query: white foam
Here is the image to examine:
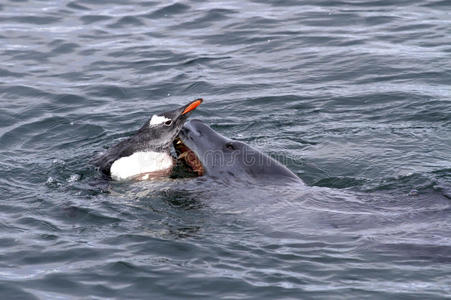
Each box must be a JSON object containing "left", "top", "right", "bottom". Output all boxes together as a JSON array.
[
  {"left": 110, "top": 151, "right": 173, "bottom": 181},
  {"left": 149, "top": 114, "right": 171, "bottom": 126}
]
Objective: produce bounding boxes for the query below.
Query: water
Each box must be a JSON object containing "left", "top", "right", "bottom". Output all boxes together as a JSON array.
[{"left": 1, "top": 0, "right": 450, "bottom": 298}]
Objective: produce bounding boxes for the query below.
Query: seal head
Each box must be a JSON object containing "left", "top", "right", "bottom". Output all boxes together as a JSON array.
[{"left": 176, "top": 119, "right": 303, "bottom": 185}]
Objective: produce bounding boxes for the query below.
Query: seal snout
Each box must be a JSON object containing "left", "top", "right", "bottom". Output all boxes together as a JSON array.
[{"left": 181, "top": 119, "right": 202, "bottom": 139}]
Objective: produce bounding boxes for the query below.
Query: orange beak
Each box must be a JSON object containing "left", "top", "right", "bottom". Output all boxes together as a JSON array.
[{"left": 182, "top": 98, "right": 203, "bottom": 115}]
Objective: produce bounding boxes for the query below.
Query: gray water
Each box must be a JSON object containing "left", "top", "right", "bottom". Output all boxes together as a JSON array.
[{"left": 1, "top": 0, "right": 450, "bottom": 299}]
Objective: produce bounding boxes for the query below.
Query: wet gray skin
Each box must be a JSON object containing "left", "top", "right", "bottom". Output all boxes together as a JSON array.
[
  {"left": 95, "top": 99, "right": 202, "bottom": 178},
  {"left": 179, "top": 119, "right": 304, "bottom": 185}
]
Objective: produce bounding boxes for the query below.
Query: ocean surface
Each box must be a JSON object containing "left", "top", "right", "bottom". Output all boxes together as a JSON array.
[{"left": 1, "top": 0, "right": 450, "bottom": 299}]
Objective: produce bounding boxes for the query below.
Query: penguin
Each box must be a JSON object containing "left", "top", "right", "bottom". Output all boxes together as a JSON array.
[{"left": 94, "top": 98, "right": 202, "bottom": 181}]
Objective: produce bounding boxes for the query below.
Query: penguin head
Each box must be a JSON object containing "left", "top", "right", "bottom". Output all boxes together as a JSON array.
[{"left": 136, "top": 98, "right": 203, "bottom": 151}]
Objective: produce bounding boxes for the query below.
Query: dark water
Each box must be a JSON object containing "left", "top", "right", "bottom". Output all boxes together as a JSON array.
[{"left": 1, "top": 0, "right": 450, "bottom": 298}]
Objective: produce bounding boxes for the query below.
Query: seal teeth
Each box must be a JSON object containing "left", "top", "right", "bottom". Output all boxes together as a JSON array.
[{"left": 179, "top": 152, "right": 188, "bottom": 159}]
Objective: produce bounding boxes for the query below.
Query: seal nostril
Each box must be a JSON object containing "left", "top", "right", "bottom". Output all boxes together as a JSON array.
[{"left": 188, "top": 127, "right": 201, "bottom": 137}]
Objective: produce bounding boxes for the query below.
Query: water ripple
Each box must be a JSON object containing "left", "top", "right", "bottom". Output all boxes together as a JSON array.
[{"left": 0, "top": 0, "right": 450, "bottom": 298}]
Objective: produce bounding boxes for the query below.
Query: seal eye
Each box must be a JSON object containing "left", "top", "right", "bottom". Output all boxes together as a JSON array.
[
  {"left": 226, "top": 143, "right": 235, "bottom": 150},
  {"left": 164, "top": 120, "right": 172, "bottom": 126}
]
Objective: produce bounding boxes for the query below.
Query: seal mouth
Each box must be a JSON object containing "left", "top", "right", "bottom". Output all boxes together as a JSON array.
[{"left": 173, "top": 137, "right": 204, "bottom": 176}]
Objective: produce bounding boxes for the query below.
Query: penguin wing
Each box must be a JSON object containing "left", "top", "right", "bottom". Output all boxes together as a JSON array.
[{"left": 94, "top": 136, "right": 138, "bottom": 177}]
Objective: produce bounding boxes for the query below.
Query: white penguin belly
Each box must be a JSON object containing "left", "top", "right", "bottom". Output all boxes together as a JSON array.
[{"left": 110, "top": 151, "right": 173, "bottom": 181}]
